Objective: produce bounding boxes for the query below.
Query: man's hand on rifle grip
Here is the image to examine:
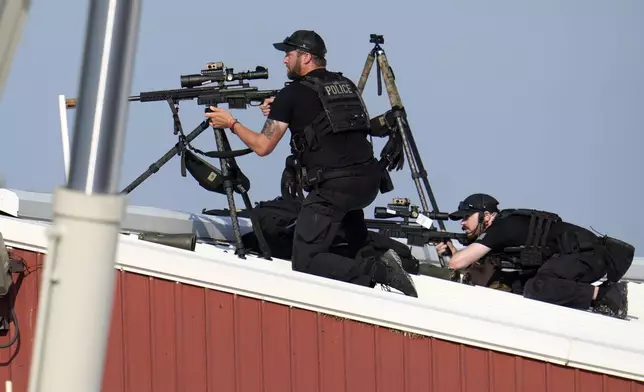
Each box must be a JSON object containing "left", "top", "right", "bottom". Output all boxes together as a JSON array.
[
  {"left": 260, "top": 97, "right": 274, "bottom": 117},
  {"left": 435, "top": 240, "right": 457, "bottom": 257}
]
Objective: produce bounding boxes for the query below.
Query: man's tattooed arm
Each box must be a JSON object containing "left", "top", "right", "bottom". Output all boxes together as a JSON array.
[
  {"left": 260, "top": 118, "right": 279, "bottom": 140},
  {"left": 229, "top": 117, "right": 286, "bottom": 156}
]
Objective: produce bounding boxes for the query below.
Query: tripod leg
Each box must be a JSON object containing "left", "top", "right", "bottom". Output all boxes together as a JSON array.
[
  {"left": 357, "top": 52, "right": 375, "bottom": 94},
  {"left": 401, "top": 122, "right": 445, "bottom": 231},
  {"left": 213, "top": 127, "right": 246, "bottom": 258},
  {"left": 375, "top": 51, "right": 431, "bottom": 213},
  {"left": 215, "top": 130, "right": 272, "bottom": 259},
  {"left": 122, "top": 121, "right": 209, "bottom": 194}
]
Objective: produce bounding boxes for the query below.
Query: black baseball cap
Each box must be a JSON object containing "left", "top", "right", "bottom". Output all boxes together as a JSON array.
[
  {"left": 448, "top": 193, "right": 499, "bottom": 220},
  {"left": 273, "top": 30, "right": 327, "bottom": 59}
]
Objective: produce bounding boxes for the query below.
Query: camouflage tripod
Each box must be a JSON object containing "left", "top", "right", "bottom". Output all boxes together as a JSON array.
[
  {"left": 357, "top": 34, "right": 446, "bottom": 234},
  {"left": 357, "top": 34, "right": 454, "bottom": 269}
]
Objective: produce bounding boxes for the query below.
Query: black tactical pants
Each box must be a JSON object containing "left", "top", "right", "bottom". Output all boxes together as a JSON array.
[
  {"left": 291, "top": 163, "right": 382, "bottom": 287},
  {"left": 523, "top": 251, "right": 607, "bottom": 309}
]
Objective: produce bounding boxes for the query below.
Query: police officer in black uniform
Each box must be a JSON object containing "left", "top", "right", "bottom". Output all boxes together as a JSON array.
[
  {"left": 435, "top": 193, "right": 633, "bottom": 319},
  {"left": 205, "top": 30, "right": 417, "bottom": 297}
]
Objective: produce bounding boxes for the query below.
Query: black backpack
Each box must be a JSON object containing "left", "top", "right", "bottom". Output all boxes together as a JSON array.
[
  {"left": 206, "top": 196, "right": 420, "bottom": 275},
  {"left": 240, "top": 197, "right": 301, "bottom": 259}
]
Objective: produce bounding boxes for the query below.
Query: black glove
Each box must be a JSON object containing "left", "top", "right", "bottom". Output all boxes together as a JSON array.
[
  {"left": 369, "top": 106, "right": 408, "bottom": 138},
  {"left": 383, "top": 106, "right": 408, "bottom": 130},
  {"left": 380, "top": 131, "right": 404, "bottom": 171}
]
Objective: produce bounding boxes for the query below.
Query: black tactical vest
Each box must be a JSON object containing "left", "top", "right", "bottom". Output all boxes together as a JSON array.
[
  {"left": 487, "top": 208, "right": 564, "bottom": 269},
  {"left": 484, "top": 208, "right": 609, "bottom": 270},
  {"left": 294, "top": 72, "right": 371, "bottom": 155},
  {"left": 466, "top": 208, "right": 564, "bottom": 287}
]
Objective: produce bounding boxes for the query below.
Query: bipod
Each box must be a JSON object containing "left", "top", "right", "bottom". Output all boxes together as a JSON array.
[
  {"left": 206, "top": 118, "right": 273, "bottom": 260},
  {"left": 357, "top": 34, "right": 448, "bottom": 266},
  {"left": 121, "top": 98, "right": 272, "bottom": 260},
  {"left": 122, "top": 99, "right": 212, "bottom": 194}
]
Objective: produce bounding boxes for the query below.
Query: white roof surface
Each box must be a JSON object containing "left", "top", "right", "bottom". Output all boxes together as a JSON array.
[{"left": 0, "top": 188, "right": 643, "bottom": 383}]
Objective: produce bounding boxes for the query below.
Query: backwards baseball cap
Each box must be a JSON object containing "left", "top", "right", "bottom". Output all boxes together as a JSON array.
[
  {"left": 448, "top": 193, "right": 499, "bottom": 221},
  {"left": 273, "top": 30, "right": 327, "bottom": 59}
]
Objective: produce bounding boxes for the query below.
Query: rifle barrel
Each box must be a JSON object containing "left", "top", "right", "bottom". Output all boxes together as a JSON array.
[{"left": 66, "top": 95, "right": 141, "bottom": 109}]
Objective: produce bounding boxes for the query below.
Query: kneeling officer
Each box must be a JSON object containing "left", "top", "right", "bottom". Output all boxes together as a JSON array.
[
  {"left": 205, "top": 29, "right": 417, "bottom": 298},
  {"left": 436, "top": 193, "right": 633, "bottom": 319}
]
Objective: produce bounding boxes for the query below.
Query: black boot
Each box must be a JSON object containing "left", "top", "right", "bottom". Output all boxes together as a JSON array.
[
  {"left": 372, "top": 249, "right": 418, "bottom": 298},
  {"left": 591, "top": 281, "right": 629, "bottom": 320}
]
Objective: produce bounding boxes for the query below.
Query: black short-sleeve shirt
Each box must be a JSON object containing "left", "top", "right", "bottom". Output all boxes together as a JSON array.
[
  {"left": 474, "top": 215, "right": 529, "bottom": 252},
  {"left": 268, "top": 68, "right": 374, "bottom": 170}
]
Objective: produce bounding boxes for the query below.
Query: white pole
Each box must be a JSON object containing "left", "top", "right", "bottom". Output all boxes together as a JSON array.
[
  {"left": 0, "top": 0, "right": 31, "bottom": 101},
  {"left": 27, "top": 0, "right": 142, "bottom": 391},
  {"left": 57, "top": 94, "right": 71, "bottom": 183}
]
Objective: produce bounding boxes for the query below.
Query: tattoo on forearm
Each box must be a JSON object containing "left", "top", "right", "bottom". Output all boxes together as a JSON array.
[{"left": 260, "top": 119, "right": 277, "bottom": 139}]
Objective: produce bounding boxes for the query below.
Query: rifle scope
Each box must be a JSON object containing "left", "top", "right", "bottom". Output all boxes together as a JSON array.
[
  {"left": 180, "top": 65, "right": 269, "bottom": 88},
  {"left": 374, "top": 206, "right": 449, "bottom": 221}
]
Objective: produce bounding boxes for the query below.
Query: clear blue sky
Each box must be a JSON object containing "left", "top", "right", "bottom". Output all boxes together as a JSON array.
[{"left": 1, "top": 0, "right": 643, "bottom": 251}]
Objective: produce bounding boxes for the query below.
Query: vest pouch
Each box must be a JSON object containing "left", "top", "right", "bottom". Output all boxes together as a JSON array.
[
  {"left": 518, "top": 247, "right": 545, "bottom": 268},
  {"left": 303, "top": 124, "right": 319, "bottom": 151}
]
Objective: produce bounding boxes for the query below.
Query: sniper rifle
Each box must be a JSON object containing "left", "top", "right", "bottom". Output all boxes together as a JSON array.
[
  {"left": 65, "top": 61, "right": 277, "bottom": 110},
  {"left": 65, "top": 61, "right": 283, "bottom": 260},
  {"left": 365, "top": 218, "right": 469, "bottom": 248},
  {"left": 365, "top": 197, "right": 470, "bottom": 248}
]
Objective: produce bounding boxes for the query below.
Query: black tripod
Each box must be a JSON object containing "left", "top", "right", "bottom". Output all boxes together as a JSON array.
[
  {"left": 121, "top": 98, "right": 272, "bottom": 260},
  {"left": 357, "top": 34, "right": 446, "bottom": 232}
]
